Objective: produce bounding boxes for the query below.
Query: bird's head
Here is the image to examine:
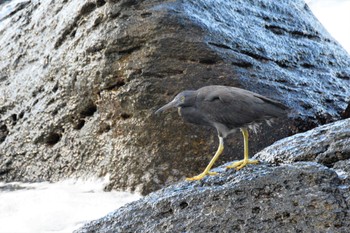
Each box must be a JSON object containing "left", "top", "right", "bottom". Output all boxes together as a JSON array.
[{"left": 155, "top": 90, "right": 195, "bottom": 114}]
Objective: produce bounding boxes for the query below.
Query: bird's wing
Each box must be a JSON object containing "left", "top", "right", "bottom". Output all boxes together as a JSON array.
[{"left": 197, "top": 87, "right": 287, "bottom": 127}]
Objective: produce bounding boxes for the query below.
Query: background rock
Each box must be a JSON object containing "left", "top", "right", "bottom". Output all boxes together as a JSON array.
[{"left": 0, "top": 0, "right": 349, "bottom": 194}]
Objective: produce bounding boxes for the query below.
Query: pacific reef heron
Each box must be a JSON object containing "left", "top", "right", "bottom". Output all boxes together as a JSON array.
[{"left": 155, "top": 85, "right": 289, "bottom": 181}]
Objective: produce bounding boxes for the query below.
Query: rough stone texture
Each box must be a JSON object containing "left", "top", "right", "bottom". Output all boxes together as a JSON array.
[
  {"left": 255, "top": 118, "right": 350, "bottom": 207},
  {"left": 1, "top": 0, "right": 350, "bottom": 194},
  {"left": 254, "top": 118, "right": 350, "bottom": 167},
  {"left": 76, "top": 162, "right": 350, "bottom": 233}
]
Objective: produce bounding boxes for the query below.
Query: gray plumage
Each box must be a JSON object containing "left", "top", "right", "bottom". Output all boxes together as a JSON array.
[
  {"left": 156, "top": 85, "right": 288, "bottom": 137},
  {"left": 156, "top": 85, "right": 289, "bottom": 181}
]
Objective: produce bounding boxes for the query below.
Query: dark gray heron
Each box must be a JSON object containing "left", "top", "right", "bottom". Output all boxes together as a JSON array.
[{"left": 155, "top": 85, "right": 289, "bottom": 181}]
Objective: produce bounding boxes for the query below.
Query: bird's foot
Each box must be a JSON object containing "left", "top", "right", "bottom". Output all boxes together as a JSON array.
[
  {"left": 186, "top": 171, "right": 218, "bottom": 181},
  {"left": 226, "top": 159, "right": 259, "bottom": 170}
]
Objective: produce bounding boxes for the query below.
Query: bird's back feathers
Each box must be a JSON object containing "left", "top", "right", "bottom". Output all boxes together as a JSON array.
[{"left": 194, "top": 85, "right": 288, "bottom": 130}]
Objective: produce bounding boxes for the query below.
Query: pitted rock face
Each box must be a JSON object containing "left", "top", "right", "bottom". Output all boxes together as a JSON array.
[
  {"left": 0, "top": 0, "right": 350, "bottom": 194},
  {"left": 254, "top": 119, "right": 350, "bottom": 166},
  {"left": 76, "top": 162, "right": 350, "bottom": 233}
]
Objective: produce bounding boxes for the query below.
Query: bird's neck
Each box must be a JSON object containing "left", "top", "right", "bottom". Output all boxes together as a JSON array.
[{"left": 180, "top": 91, "right": 197, "bottom": 107}]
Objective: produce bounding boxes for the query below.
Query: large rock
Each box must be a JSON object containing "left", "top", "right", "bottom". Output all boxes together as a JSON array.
[
  {"left": 76, "top": 119, "right": 350, "bottom": 232},
  {"left": 0, "top": 0, "right": 349, "bottom": 194},
  {"left": 76, "top": 163, "right": 350, "bottom": 232}
]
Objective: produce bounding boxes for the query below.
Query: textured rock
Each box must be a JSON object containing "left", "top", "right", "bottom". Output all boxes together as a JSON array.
[
  {"left": 1, "top": 0, "right": 350, "bottom": 194},
  {"left": 254, "top": 118, "right": 350, "bottom": 167},
  {"left": 76, "top": 162, "right": 350, "bottom": 233},
  {"left": 255, "top": 118, "right": 350, "bottom": 203}
]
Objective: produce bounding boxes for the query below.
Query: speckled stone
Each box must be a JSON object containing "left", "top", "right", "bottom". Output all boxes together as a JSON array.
[{"left": 76, "top": 162, "right": 350, "bottom": 233}]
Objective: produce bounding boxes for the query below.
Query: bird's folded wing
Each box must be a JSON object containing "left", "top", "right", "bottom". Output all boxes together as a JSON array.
[{"left": 199, "top": 89, "right": 286, "bottom": 127}]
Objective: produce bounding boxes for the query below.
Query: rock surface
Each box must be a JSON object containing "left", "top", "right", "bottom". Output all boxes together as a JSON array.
[
  {"left": 77, "top": 119, "right": 350, "bottom": 232},
  {"left": 77, "top": 163, "right": 350, "bottom": 232},
  {"left": 255, "top": 118, "right": 350, "bottom": 166},
  {"left": 0, "top": 0, "right": 350, "bottom": 194}
]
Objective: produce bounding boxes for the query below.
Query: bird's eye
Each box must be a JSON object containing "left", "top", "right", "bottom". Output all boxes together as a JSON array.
[{"left": 180, "top": 96, "right": 185, "bottom": 103}]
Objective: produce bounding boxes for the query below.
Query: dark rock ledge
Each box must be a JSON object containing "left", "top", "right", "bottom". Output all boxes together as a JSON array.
[{"left": 76, "top": 119, "right": 350, "bottom": 233}]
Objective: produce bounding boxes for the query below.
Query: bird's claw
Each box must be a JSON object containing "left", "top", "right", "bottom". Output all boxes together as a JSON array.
[
  {"left": 186, "top": 171, "right": 218, "bottom": 181},
  {"left": 226, "top": 159, "right": 259, "bottom": 170}
]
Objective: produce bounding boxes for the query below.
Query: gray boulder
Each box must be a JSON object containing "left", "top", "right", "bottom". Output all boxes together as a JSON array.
[
  {"left": 77, "top": 164, "right": 350, "bottom": 233},
  {"left": 0, "top": 0, "right": 349, "bottom": 194}
]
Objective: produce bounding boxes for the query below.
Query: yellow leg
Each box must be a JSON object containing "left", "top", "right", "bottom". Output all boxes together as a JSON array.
[
  {"left": 226, "top": 128, "right": 259, "bottom": 170},
  {"left": 186, "top": 136, "right": 224, "bottom": 181}
]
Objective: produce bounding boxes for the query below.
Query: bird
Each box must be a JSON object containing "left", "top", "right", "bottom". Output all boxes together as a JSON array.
[{"left": 155, "top": 85, "right": 289, "bottom": 181}]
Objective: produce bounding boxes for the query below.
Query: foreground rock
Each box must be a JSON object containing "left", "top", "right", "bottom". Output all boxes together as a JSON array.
[
  {"left": 77, "top": 119, "right": 350, "bottom": 232},
  {"left": 77, "top": 163, "right": 350, "bottom": 232},
  {"left": 1, "top": 0, "right": 349, "bottom": 194}
]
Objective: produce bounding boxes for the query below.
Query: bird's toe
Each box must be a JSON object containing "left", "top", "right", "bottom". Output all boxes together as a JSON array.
[
  {"left": 226, "top": 160, "right": 243, "bottom": 169},
  {"left": 186, "top": 171, "right": 218, "bottom": 181},
  {"left": 186, "top": 174, "right": 205, "bottom": 181},
  {"left": 226, "top": 159, "right": 259, "bottom": 170}
]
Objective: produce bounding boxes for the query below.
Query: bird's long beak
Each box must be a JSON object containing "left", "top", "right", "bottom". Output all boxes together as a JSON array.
[{"left": 155, "top": 99, "right": 178, "bottom": 114}]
